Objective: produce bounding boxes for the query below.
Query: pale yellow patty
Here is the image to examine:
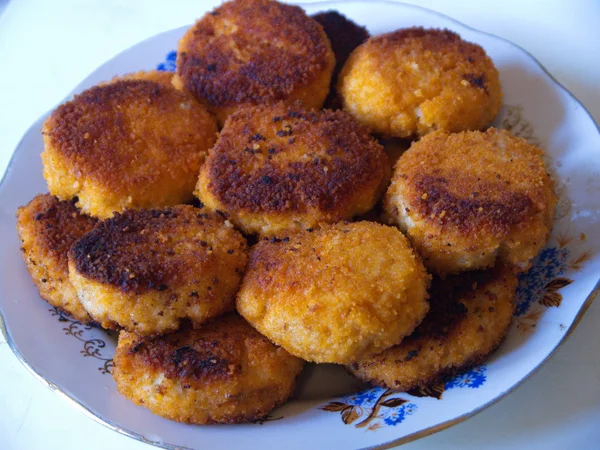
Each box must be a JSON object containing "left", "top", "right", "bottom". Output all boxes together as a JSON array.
[
  {"left": 348, "top": 266, "right": 517, "bottom": 391},
  {"left": 68, "top": 205, "right": 248, "bottom": 336},
  {"left": 42, "top": 71, "right": 217, "bottom": 219},
  {"left": 338, "top": 27, "right": 502, "bottom": 138},
  {"left": 236, "top": 221, "right": 431, "bottom": 364},
  {"left": 385, "top": 128, "right": 556, "bottom": 275},
  {"left": 113, "top": 314, "right": 304, "bottom": 424},
  {"left": 16, "top": 194, "right": 98, "bottom": 324}
]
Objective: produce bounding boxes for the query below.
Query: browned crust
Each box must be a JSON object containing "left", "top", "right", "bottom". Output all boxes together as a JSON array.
[
  {"left": 69, "top": 205, "right": 246, "bottom": 295},
  {"left": 347, "top": 267, "right": 516, "bottom": 391},
  {"left": 204, "top": 102, "right": 389, "bottom": 214},
  {"left": 391, "top": 128, "right": 552, "bottom": 236},
  {"left": 43, "top": 78, "right": 215, "bottom": 197},
  {"left": 345, "top": 347, "right": 494, "bottom": 394},
  {"left": 122, "top": 315, "right": 254, "bottom": 384},
  {"left": 411, "top": 174, "right": 534, "bottom": 236},
  {"left": 114, "top": 313, "right": 304, "bottom": 423},
  {"left": 176, "top": 0, "right": 333, "bottom": 108},
  {"left": 371, "top": 28, "right": 492, "bottom": 90},
  {"left": 17, "top": 194, "right": 97, "bottom": 272},
  {"left": 111, "top": 70, "right": 175, "bottom": 88}
]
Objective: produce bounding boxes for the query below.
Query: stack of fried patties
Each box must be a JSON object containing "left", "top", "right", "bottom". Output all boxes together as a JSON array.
[{"left": 16, "top": 0, "right": 556, "bottom": 425}]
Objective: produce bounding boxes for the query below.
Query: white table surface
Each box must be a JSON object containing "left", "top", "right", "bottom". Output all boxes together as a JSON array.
[{"left": 1, "top": 1, "right": 599, "bottom": 449}]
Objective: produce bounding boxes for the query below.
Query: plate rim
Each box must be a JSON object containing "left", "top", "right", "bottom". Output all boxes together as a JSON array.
[{"left": 1, "top": 1, "right": 599, "bottom": 449}]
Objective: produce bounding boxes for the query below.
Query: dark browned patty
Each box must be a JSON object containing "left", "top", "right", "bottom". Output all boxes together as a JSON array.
[
  {"left": 311, "top": 10, "right": 370, "bottom": 109},
  {"left": 16, "top": 194, "right": 98, "bottom": 323},
  {"left": 195, "top": 102, "right": 390, "bottom": 236},
  {"left": 347, "top": 266, "right": 517, "bottom": 391},
  {"left": 174, "top": 0, "right": 334, "bottom": 125},
  {"left": 68, "top": 205, "right": 248, "bottom": 335},
  {"left": 113, "top": 314, "right": 305, "bottom": 424}
]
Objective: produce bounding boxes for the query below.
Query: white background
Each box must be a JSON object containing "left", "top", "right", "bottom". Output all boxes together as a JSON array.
[{"left": 1, "top": 1, "right": 599, "bottom": 449}]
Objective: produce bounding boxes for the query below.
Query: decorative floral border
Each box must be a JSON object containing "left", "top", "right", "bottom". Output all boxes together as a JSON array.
[
  {"left": 320, "top": 388, "right": 417, "bottom": 431},
  {"left": 49, "top": 307, "right": 115, "bottom": 375}
]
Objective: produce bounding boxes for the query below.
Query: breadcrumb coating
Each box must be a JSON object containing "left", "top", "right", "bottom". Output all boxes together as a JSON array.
[
  {"left": 385, "top": 128, "right": 557, "bottom": 274},
  {"left": 16, "top": 194, "right": 97, "bottom": 323},
  {"left": 68, "top": 205, "right": 248, "bottom": 335},
  {"left": 113, "top": 314, "right": 304, "bottom": 423},
  {"left": 236, "top": 221, "right": 430, "bottom": 364},
  {"left": 338, "top": 27, "right": 502, "bottom": 137},
  {"left": 42, "top": 71, "right": 217, "bottom": 218},
  {"left": 348, "top": 266, "right": 517, "bottom": 391},
  {"left": 174, "top": 0, "right": 334, "bottom": 125},
  {"left": 196, "top": 102, "right": 390, "bottom": 236}
]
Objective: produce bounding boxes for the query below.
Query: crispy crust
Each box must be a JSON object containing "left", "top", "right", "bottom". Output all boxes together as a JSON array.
[
  {"left": 113, "top": 314, "right": 304, "bottom": 424},
  {"left": 347, "top": 266, "right": 517, "bottom": 391},
  {"left": 196, "top": 102, "right": 390, "bottom": 236},
  {"left": 111, "top": 70, "right": 175, "bottom": 87},
  {"left": 175, "top": 0, "right": 334, "bottom": 124},
  {"left": 236, "top": 221, "right": 430, "bottom": 363},
  {"left": 42, "top": 73, "right": 217, "bottom": 218},
  {"left": 385, "top": 128, "right": 557, "bottom": 274},
  {"left": 16, "top": 194, "right": 97, "bottom": 323},
  {"left": 312, "top": 11, "right": 369, "bottom": 109},
  {"left": 338, "top": 27, "right": 502, "bottom": 137},
  {"left": 68, "top": 205, "right": 248, "bottom": 335}
]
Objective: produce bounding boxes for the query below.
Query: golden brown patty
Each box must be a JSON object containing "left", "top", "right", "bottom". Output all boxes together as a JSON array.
[
  {"left": 385, "top": 128, "right": 556, "bottom": 274},
  {"left": 113, "top": 314, "right": 304, "bottom": 424},
  {"left": 196, "top": 102, "right": 390, "bottom": 236},
  {"left": 347, "top": 266, "right": 517, "bottom": 391},
  {"left": 68, "top": 205, "right": 248, "bottom": 335},
  {"left": 174, "top": 0, "right": 335, "bottom": 125},
  {"left": 16, "top": 194, "right": 97, "bottom": 323},
  {"left": 312, "top": 10, "right": 370, "bottom": 109},
  {"left": 42, "top": 72, "right": 217, "bottom": 219},
  {"left": 236, "top": 222, "right": 430, "bottom": 364},
  {"left": 338, "top": 27, "right": 502, "bottom": 137},
  {"left": 112, "top": 70, "right": 175, "bottom": 87}
]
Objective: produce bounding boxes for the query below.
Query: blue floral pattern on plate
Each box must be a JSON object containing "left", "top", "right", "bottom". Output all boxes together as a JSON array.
[
  {"left": 515, "top": 246, "right": 570, "bottom": 316},
  {"left": 157, "top": 51, "right": 177, "bottom": 72},
  {"left": 445, "top": 366, "right": 487, "bottom": 389}
]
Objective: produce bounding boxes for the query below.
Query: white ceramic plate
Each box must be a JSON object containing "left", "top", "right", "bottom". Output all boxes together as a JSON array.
[{"left": 1, "top": 1, "right": 600, "bottom": 449}]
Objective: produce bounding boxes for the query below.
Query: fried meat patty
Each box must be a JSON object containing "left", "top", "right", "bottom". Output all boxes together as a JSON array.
[
  {"left": 385, "top": 128, "right": 556, "bottom": 274},
  {"left": 312, "top": 10, "right": 370, "bottom": 109},
  {"left": 195, "top": 102, "right": 390, "bottom": 236},
  {"left": 68, "top": 205, "right": 247, "bottom": 335},
  {"left": 42, "top": 72, "right": 217, "bottom": 218},
  {"left": 113, "top": 314, "right": 304, "bottom": 423},
  {"left": 338, "top": 27, "right": 502, "bottom": 137},
  {"left": 174, "top": 0, "right": 335, "bottom": 125},
  {"left": 236, "top": 221, "right": 430, "bottom": 364},
  {"left": 347, "top": 266, "right": 517, "bottom": 391},
  {"left": 16, "top": 194, "right": 98, "bottom": 323}
]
